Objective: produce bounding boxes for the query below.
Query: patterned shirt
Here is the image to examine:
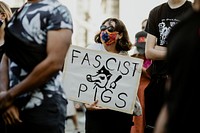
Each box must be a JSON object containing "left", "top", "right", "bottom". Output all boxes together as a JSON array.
[{"left": 7, "top": 0, "right": 73, "bottom": 110}]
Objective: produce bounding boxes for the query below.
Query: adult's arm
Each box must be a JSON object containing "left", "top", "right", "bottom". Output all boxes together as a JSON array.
[
  {"left": 0, "top": 54, "right": 9, "bottom": 92},
  {"left": 0, "top": 28, "right": 72, "bottom": 110},
  {"left": 145, "top": 33, "right": 167, "bottom": 60},
  {"left": 154, "top": 104, "right": 168, "bottom": 133}
]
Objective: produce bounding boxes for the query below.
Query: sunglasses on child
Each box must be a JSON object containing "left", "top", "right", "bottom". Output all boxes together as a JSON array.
[{"left": 100, "top": 25, "right": 115, "bottom": 32}]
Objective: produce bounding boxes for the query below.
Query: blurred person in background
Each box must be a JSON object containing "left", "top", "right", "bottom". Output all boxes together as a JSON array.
[
  {"left": 65, "top": 99, "right": 80, "bottom": 133},
  {"left": 141, "top": 19, "right": 148, "bottom": 31},
  {"left": 0, "top": 1, "right": 12, "bottom": 62},
  {"left": 131, "top": 30, "right": 151, "bottom": 133},
  {"left": 0, "top": 1, "right": 13, "bottom": 132},
  {"left": 130, "top": 22, "right": 151, "bottom": 133},
  {"left": 129, "top": 18, "right": 148, "bottom": 58}
]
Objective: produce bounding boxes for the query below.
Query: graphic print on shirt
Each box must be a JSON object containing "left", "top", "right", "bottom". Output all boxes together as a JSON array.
[{"left": 158, "top": 18, "right": 179, "bottom": 45}]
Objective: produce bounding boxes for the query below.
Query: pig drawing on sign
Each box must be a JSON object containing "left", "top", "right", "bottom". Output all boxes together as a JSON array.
[{"left": 86, "top": 65, "right": 122, "bottom": 102}]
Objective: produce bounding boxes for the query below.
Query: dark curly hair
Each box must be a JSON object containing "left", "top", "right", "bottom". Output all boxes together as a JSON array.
[{"left": 94, "top": 18, "right": 132, "bottom": 52}]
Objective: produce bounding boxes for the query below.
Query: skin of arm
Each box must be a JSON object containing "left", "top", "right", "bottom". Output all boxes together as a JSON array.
[
  {"left": 0, "top": 54, "right": 9, "bottom": 92},
  {"left": 193, "top": 0, "right": 200, "bottom": 11},
  {"left": 145, "top": 33, "right": 167, "bottom": 60},
  {"left": 0, "top": 28, "right": 72, "bottom": 112},
  {"left": 154, "top": 104, "right": 168, "bottom": 133}
]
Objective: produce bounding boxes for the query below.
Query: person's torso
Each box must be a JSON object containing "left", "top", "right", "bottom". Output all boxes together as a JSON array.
[
  {"left": 146, "top": 1, "right": 192, "bottom": 76},
  {"left": 6, "top": 0, "right": 73, "bottom": 110},
  {"left": 147, "top": 1, "right": 192, "bottom": 47}
]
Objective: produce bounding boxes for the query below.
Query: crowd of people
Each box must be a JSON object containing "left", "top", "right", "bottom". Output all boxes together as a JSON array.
[{"left": 0, "top": 0, "right": 199, "bottom": 133}]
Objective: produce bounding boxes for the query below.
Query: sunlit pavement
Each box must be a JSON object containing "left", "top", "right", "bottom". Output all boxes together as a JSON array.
[{"left": 65, "top": 111, "right": 86, "bottom": 133}]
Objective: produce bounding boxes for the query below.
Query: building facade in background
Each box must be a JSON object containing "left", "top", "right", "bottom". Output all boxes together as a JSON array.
[
  {"left": 4, "top": 0, "right": 119, "bottom": 48},
  {"left": 60, "top": 0, "right": 119, "bottom": 47}
]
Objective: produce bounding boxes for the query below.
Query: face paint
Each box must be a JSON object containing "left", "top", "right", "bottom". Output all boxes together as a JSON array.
[{"left": 100, "top": 31, "right": 118, "bottom": 46}]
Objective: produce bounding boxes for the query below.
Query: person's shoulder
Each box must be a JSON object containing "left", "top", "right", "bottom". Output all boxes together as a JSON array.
[
  {"left": 150, "top": 2, "right": 167, "bottom": 12},
  {"left": 41, "top": 0, "right": 67, "bottom": 10}
]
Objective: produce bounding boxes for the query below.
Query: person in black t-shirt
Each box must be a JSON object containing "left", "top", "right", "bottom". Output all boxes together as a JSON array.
[
  {"left": 144, "top": 0, "right": 192, "bottom": 133},
  {"left": 154, "top": 0, "right": 200, "bottom": 132}
]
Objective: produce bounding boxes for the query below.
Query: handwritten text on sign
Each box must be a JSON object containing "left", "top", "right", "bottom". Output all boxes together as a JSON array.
[{"left": 62, "top": 45, "right": 143, "bottom": 114}]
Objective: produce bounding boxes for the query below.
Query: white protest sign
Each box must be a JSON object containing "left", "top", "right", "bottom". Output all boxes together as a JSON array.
[{"left": 62, "top": 45, "right": 143, "bottom": 114}]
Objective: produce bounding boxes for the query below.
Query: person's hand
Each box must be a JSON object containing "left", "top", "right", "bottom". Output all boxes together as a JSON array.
[
  {"left": 0, "top": 91, "right": 14, "bottom": 113},
  {"left": 142, "top": 67, "right": 151, "bottom": 79},
  {"left": 84, "top": 100, "right": 107, "bottom": 111},
  {"left": 2, "top": 105, "right": 22, "bottom": 125}
]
